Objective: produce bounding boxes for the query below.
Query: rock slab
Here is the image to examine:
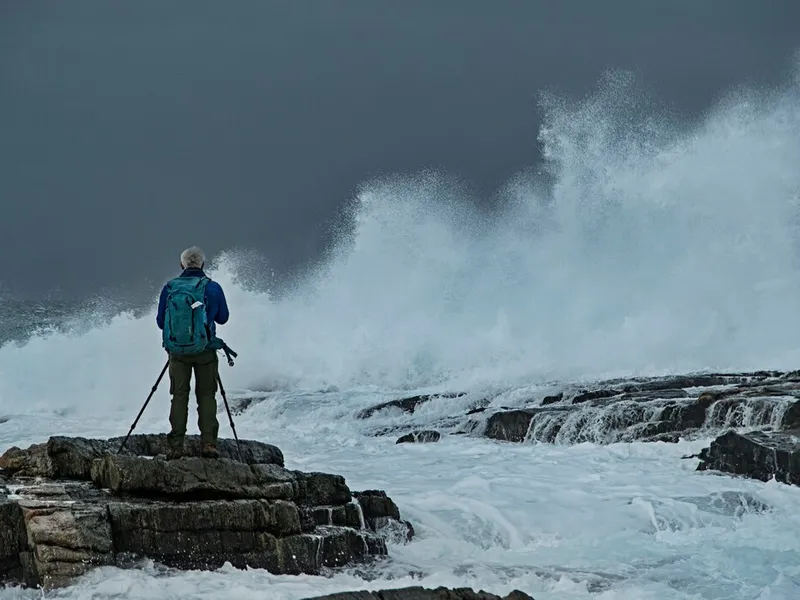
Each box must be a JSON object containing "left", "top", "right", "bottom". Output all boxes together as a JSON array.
[
  {"left": 696, "top": 429, "right": 800, "bottom": 485},
  {"left": 0, "top": 433, "right": 284, "bottom": 480},
  {"left": 302, "top": 587, "right": 534, "bottom": 600},
  {"left": 0, "top": 435, "right": 412, "bottom": 590}
]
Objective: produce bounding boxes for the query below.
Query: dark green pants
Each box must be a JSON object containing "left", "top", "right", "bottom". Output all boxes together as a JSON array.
[{"left": 167, "top": 349, "right": 219, "bottom": 447}]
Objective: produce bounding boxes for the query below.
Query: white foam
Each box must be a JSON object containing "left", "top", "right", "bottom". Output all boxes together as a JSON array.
[{"left": 3, "top": 388, "right": 800, "bottom": 599}]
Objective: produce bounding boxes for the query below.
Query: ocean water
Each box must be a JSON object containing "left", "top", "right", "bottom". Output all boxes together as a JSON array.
[{"left": 3, "top": 66, "right": 800, "bottom": 599}]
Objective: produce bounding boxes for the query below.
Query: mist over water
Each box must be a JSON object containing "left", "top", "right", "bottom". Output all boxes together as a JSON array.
[{"left": 2, "top": 69, "right": 800, "bottom": 415}]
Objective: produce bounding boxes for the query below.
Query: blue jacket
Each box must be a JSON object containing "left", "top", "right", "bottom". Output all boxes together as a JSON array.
[{"left": 156, "top": 268, "right": 230, "bottom": 339}]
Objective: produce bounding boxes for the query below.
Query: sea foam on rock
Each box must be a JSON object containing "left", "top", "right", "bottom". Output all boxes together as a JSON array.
[{"left": 0, "top": 434, "right": 413, "bottom": 590}]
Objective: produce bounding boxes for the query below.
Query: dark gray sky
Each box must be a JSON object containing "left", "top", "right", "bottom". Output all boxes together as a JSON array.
[{"left": 1, "top": 0, "right": 799, "bottom": 301}]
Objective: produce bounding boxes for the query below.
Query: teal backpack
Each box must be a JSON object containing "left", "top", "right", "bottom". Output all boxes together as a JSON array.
[{"left": 162, "top": 276, "right": 212, "bottom": 355}]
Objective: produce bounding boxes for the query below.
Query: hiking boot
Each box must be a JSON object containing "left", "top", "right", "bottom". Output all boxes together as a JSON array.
[
  {"left": 201, "top": 443, "right": 219, "bottom": 459},
  {"left": 166, "top": 445, "right": 184, "bottom": 460}
]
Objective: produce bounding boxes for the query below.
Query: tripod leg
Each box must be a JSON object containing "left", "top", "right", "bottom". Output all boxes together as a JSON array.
[
  {"left": 117, "top": 359, "right": 170, "bottom": 454},
  {"left": 217, "top": 374, "right": 244, "bottom": 463}
]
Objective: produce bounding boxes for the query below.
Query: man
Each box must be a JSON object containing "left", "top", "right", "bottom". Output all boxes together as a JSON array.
[{"left": 156, "top": 246, "right": 230, "bottom": 459}]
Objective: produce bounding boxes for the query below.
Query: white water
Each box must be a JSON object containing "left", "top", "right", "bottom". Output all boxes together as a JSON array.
[{"left": 2, "top": 67, "right": 800, "bottom": 599}]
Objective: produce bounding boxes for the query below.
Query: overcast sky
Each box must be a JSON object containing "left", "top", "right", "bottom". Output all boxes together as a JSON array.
[{"left": 1, "top": 0, "right": 799, "bottom": 301}]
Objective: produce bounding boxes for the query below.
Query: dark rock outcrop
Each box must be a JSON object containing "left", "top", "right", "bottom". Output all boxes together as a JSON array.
[
  {"left": 396, "top": 430, "right": 441, "bottom": 444},
  {"left": 0, "top": 435, "right": 412, "bottom": 590},
  {"left": 472, "top": 371, "right": 800, "bottom": 446},
  {"left": 353, "top": 371, "right": 800, "bottom": 447},
  {"left": 302, "top": 587, "right": 534, "bottom": 600},
  {"left": 696, "top": 429, "right": 800, "bottom": 485},
  {"left": 357, "top": 394, "right": 465, "bottom": 420},
  {"left": 0, "top": 499, "right": 26, "bottom": 583},
  {"left": 353, "top": 490, "right": 415, "bottom": 544}
]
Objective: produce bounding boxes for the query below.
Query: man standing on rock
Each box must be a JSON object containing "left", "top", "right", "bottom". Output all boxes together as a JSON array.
[{"left": 156, "top": 246, "right": 230, "bottom": 460}]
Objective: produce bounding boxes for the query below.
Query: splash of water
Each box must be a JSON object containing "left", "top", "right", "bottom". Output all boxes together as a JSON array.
[{"left": 2, "top": 68, "right": 800, "bottom": 418}]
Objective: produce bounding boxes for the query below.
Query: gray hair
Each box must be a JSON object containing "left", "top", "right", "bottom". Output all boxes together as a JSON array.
[{"left": 180, "top": 246, "right": 206, "bottom": 269}]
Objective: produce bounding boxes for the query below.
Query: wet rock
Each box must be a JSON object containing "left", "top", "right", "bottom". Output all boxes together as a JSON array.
[
  {"left": 484, "top": 409, "right": 537, "bottom": 443},
  {"left": 0, "top": 436, "right": 411, "bottom": 590},
  {"left": 620, "top": 374, "right": 751, "bottom": 392},
  {"left": 473, "top": 371, "right": 800, "bottom": 446},
  {"left": 696, "top": 429, "right": 800, "bottom": 485},
  {"left": 19, "top": 502, "right": 115, "bottom": 589},
  {"left": 91, "top": 455, "right": 297, "bottom": 500},
  {"left": 305, "top": 501, "right": 365, "bottom": 529},
  {"left": 229, "top": 394, "right": 271, "bottom": 416},
  {"left": 354, "top": 490, "right": 414, "bottom": 543},
  {"left": 355, "top": 490, "right": 401, "bottom": 523},
  {"left": 620, "top": 388, "right": 689, "bottom": 401},
  {"left": 301, "top": 587, "right": 534, "bottom": 600},
  {"left": 0, "top": 416, "right": 8, "bottom": 425},
  {"left": 0, "top": 434, "right": 284, "bottom": 480},
  {"left": 541, "top": 393, "right": 563, "bottom": 406},
  {"left": 294, "top": 471, "right": 353, "bottom": 506},
  {"left": 0, "top": 500, "right": 26, "bottom": 583},
  {"left": 570, "top": 389, "right": 619, "bottom": 404},
  {"left": 396, "top": 430, "right": 441, "bottom": 444},
  {"left": 358, "top": 393, "right": 465, "bottom": 419},
  {"left": 781, "top": 401, "right": 800, "bottom": 429}
]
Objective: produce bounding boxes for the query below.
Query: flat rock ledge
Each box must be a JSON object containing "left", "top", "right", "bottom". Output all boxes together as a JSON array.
[
  {"left": 696, "top": 428, "right": 800, "bottom": 485},
  {"left": 302, "top": 587, "right": 534, "bottom": 600},
  {"left": 0, "top": 435, "right": 413, "bottom": 590}
]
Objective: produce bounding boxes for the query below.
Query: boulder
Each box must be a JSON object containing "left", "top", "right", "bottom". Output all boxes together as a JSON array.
[
  {"left": 301, "top": 587, "right": 534, "bottom": 600},
  {"left": 357, "top": 394, "right": 465, "bottom": 420},
  {"left": 396, "top": 431, "right": 441, "bottom": 444},
  {"left": 0, "top": 436, "right": 412, "bottom": 590},
  {"left": 696, "top": 429, "right": 800, "bottom": 485},
  {"left": 353, "top": 490, "right": 414, "bottom": 543}
]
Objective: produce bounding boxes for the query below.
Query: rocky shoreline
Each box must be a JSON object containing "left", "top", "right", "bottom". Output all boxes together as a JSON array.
[
  {"left": 0, "top": 434, "right": 413, "bottom": 590},
  {"left": 4, "top": 370, "right": 800, "bottom": 595},
  {"left": 350, "top": 370, "right": 800, "bottom": 487},
  {"left": 353, "top": 371, "right": 798, "bottom": 443}
]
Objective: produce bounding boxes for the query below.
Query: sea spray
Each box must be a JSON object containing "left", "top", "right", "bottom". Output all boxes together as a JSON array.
[{"left": 1, "top": 69, "right": 800, "bottom": 414}]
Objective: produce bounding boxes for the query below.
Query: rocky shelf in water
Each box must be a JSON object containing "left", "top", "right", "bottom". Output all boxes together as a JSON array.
[
  {"left": 301, "top": 587, "right": 533, "bottom": 600},
  {"left": 346, "top": 370, "right": 800, "bottom": 491},
  {"left": 0, "top": 434, "right": 413, "bottom": 590},
  {"left": 347, "top": 371, "right": 800, "bottom": 447}
]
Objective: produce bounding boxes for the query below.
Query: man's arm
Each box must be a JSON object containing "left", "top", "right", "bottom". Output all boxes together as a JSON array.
[
  {"left": 155, "top": 285, "right": 168, "bottom": 330},
  {"left": 206, "top": 281, "right": 230, "bottom": 325}
]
